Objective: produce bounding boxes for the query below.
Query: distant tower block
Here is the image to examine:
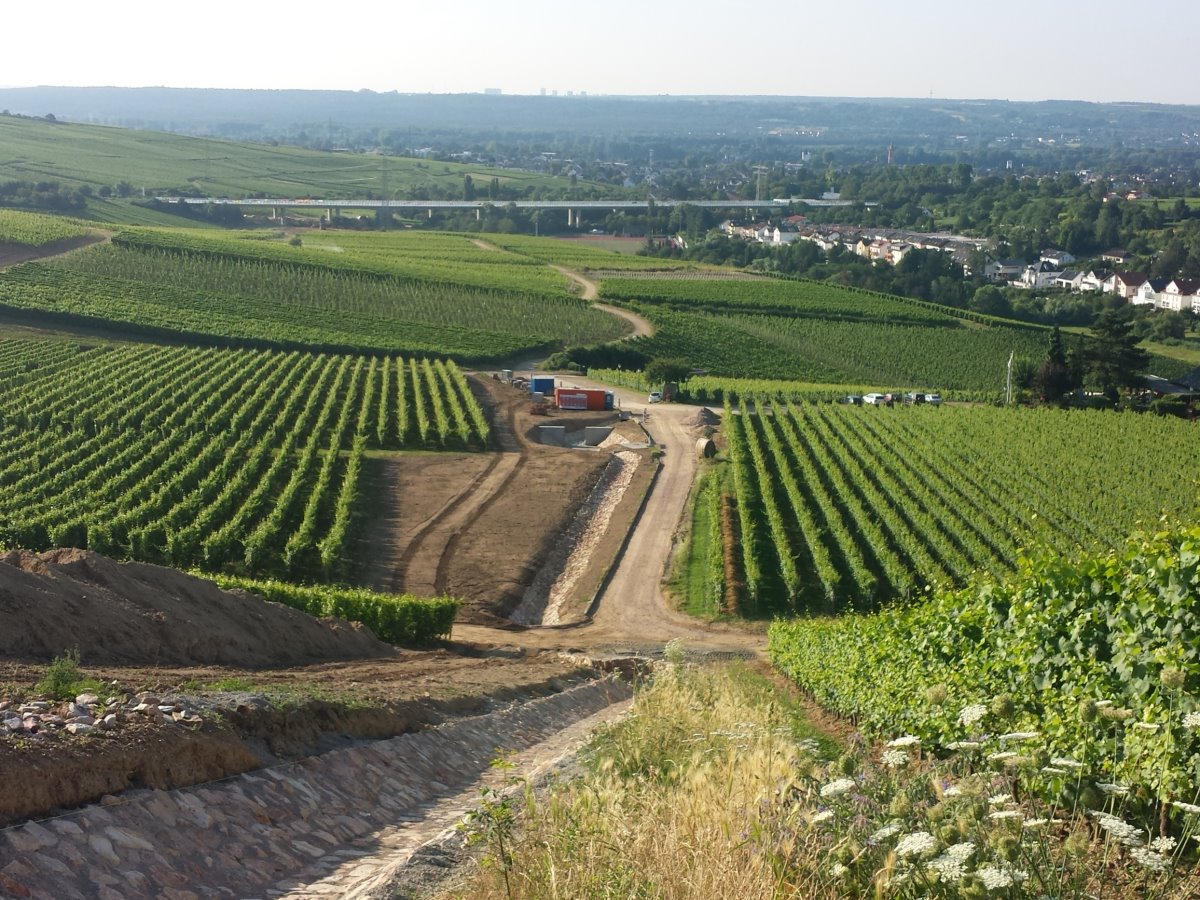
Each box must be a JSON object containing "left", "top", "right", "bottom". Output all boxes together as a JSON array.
[{"left": 887, "top": 144, "right": 894, "bottom": 166}]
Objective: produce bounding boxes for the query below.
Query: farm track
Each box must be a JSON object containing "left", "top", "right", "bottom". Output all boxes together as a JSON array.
[{"left": 549, "top": 264, "right": 655, "bottom": 339}]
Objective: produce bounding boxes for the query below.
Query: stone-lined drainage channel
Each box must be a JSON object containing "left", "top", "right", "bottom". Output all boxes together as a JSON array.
[{"left": 0, "top": 677, "right": 633, "bottom": 899}]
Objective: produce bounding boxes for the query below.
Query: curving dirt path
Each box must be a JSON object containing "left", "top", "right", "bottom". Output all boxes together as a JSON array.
[{"left": 550, "top": 264, "right": 656, "bottom": 338}]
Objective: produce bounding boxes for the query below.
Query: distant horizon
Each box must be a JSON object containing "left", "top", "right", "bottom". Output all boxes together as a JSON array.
[
  {"left": 3, "top": 0, "right": 1198, "bottom": 106},
  {"left": 2, "top": 85, "right": 1196, "bottom": 110}
]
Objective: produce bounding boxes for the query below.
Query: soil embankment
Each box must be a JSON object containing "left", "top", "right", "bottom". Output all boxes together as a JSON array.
[{"left": 0, "top": 549, "right": 394, "bottom": 667}]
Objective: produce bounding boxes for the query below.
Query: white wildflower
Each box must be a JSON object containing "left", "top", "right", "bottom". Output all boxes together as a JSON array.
[
  {"left": 1133, "top": 722, "right": 1161, "bottom": 733},
  {"left": 894, "top": 831, "right": 937, "bottom": 858},
  {"left": 1151, "top": 835, "right": 1177, "bottom": 853},
  {"left": 946, "top": 740, "right": 981, "bottom": 750},
  {"left": 999, "top": 731, "right": 1040, "bottom": 743},
  {"left": 976, "top": 866, "right": 1013, "bottom": 890},
  {"left": 1097, "top": 782, "right": 1130, "bottom": 796},
  {"left": 887, "top": 735, "right": 921, "bottom": 748},
  {"left": 1050, "top": 756, "right": 1084, "bottom": 770},
  {"left": 1172, "top": 800, "right": 1200, "bottom": 815},
  {"left": 811, "top": 810, "right": 834, "bottom": 824},
  {"left": 988, "top": 809, "right": 1022, "bottom": 820},
  {"left": 1092, "top": 812, "right": 1144, "bottom": 846},
  {"left": 1041, "top": 766, "right": 1068, "bottom": 775},
  {"left": 1183, "top": 711, "right": 1200, "bottom": 730},
  {"left": 942, "top": 785, "right": 963, "bottom": 797},
  {"left": 830, "top": 862, "right": 848, "bottom": 878},
  {"left": 819, "top": 778, "right": 855, "bottom": 799},
  {"left": 987, "top": 751, "right": 1017, "bottom": 762},
  {"left": 1022, "top": 818, "right": 1049, "bottom": 827},
  {"left": 882, "top": 749, "right": 909, "bottom": 768},
  {"left": 988, "top": 793, "right": 1013, "bottom": 806},
  {"left": 869, "top": 821, "right": 903, "bottom": 844},
  {"left": 1094, "top": 700, "right": 1114, "bottom": 708},
  {"left": 928, "top": 852, "right": 968, "bottom": 884},
  {"left": 1130, "top": 847, "right": 1171, "bottom": 872},
  {"left": 958, "top": 703, "right": 987, "bottom": 727},
  {"left": 942, "top": 842, "right": 975, "bottom": 863}
]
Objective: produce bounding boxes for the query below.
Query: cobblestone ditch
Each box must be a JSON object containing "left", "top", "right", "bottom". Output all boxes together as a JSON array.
[{"left": 0, "top": 677, "right": 633, "bottom": 899}]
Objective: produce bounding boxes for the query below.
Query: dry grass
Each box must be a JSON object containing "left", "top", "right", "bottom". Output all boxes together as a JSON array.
[{"left": 455, "top": 660, "right": 1200, "bottom": 899}]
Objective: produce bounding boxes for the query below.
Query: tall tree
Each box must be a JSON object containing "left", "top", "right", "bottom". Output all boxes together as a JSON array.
[
  {"left": 1088, "top": 308, "right": 1150, "bottom": 401},
  {"left": 1035, "top": 325, "right": 1073, "bottom": 404}
]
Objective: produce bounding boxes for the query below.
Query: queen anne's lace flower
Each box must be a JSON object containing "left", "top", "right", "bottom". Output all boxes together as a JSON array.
[
  {"left": 894, "top": 831, "right": 936, "bottom": 858},
  {"left": 887, "top": 735, "right": 920, "bottom": 748},
  {"left": 1151, "top": 835, "right": 1177, "bottom": 853},
  {"left": 946, "top": 740, "right": 981, "bottom": 750},
  {"left": 1183, "top": 711, "right": 1200, "bottom": 730},
  {"left": 811, "top": 810, "right": 834, "bottom": 824},
  {"left": 882, "top": 749, "right": 909, "bottom": 768},
  {"left": 869, "top": 822, "right": 902, "bottom": 844},
  {"left": 1051, "top": 756, "right": 1084, "bottom": 769},
  {"left": 958, "top": 703, "right": 987, "bottom": 727},
  {"left": 1130, "top": 847, "right": 1171, "bottom": 872},
  {"left": 819, "top": 778, "right": 855, "bottom": 798},
  {"left": 1172, "top": 800, "right": 1200, "bottom": 815},
  {"left": 998, "top": 731, "right": 1039, "bottom": 743},
  {"left": 1092, "top": 811, "right": 1143, "bottom": 846}
]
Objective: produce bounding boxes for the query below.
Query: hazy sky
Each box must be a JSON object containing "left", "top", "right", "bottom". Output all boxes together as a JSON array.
[{"left": 6, "top": 0, "right": 1198, "bottom": 105}]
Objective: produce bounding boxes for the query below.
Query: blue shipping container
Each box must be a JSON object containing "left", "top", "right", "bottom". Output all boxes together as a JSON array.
[{"left": 530, "top": 377, "right": 556, "bottom": 396}]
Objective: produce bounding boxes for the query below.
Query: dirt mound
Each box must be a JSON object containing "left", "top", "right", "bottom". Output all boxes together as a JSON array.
[
  {"left": 0, "top": 549, "right": 396, "bottom": 667},
  {"left": 684, "top": 407, "right": 721, "bottom": 428}
]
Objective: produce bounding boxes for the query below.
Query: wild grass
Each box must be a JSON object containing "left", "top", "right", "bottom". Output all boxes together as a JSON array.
[{"left": 458, "top": 659, "right": 1200, "bottom": 899}]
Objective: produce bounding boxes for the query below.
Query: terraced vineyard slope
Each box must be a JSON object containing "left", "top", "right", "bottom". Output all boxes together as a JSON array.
[
  {"left": 719, "top": 399, "right": 1199, "bottom": 615},
  {"left": 0, "top": 339, "right": 488, "bottom": 581},
  {"left": 0, "top": 228, "right": 630, "bottom": 358}
]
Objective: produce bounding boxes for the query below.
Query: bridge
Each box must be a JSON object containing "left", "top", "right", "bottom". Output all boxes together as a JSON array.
[{"left": 155, "top": 196, "right": 851, "bottom": 225}]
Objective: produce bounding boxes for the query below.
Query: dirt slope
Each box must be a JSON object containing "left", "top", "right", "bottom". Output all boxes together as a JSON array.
[{"left": 0, "top": 549, "right": 395, "bottom": 667}]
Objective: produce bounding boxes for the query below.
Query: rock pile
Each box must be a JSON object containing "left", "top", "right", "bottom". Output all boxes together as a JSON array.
[{"left": 0, "top": 690, "right": 202, "bottom": 740}]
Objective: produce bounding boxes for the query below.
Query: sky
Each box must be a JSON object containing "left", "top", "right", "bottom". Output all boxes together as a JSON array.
[{"left": 5, "top": 0, "right": 1198, "bottom": 105}]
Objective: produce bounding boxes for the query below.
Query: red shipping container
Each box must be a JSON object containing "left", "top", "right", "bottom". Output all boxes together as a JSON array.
[{"left": 555, "top": 388, "right": 609, "bottom": 411}]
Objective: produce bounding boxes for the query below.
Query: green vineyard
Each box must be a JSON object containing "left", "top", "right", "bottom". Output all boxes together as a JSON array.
[
  {"left": 721, "top": 398, "right": 1199, "bottom": 614},
  {"left": 0, "top": 209, "right": 90, "bottom": 247},
  {"left": 0, "top": 228, "right": 634, "bottom": 360},
  {"left": 0, "top": 339, "right": 489, "bottom": 581}
]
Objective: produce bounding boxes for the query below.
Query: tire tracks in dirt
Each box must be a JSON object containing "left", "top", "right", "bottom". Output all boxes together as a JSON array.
[{"left": 395, "top": 394, "right": 527, "bottom": 596}]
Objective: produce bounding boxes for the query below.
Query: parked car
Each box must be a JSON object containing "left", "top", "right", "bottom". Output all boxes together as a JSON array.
[
  {"left": 903, "top": 392, "right": 926, "bottom": 405},
  {"left": 863, "top": 393, "right": 886, "bottom": 405},
  {"left": 926, "top": 393, "right": 943, "bottom": 406},
  {"left": 648, "top": 391, "right": 663, "bottom": 403},
  {"left": 841, "top": 394, "right": 864, "bottom": 405}
]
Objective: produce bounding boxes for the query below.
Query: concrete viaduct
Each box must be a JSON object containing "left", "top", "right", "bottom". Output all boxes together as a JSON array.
[{"left": 154, "top": 196, "right": 843, "bottom": 226}]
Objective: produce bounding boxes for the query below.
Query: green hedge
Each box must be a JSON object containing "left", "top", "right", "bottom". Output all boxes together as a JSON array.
[
  {"left": 769, "top": 521, "right": 1200, "bottom": 801},
  {"left": 214, "top": 575, "right": 459, "bottom": 644}
]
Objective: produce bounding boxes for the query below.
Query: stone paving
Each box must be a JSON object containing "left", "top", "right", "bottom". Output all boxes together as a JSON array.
[{"left": 0, "top": 677, "right": 632, "bottom": 899}]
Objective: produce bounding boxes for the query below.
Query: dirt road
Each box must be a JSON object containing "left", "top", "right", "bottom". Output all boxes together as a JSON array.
[
  {"left": 457, "top": 374, "right": 762, "bottom": 657},
  {"left": 550, "top": 264, "right": 655, "bottom": 338}
]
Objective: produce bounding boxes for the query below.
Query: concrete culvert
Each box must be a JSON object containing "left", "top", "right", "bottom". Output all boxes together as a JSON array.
[{"left": 696, "top": 437, "right": 716, "bottom": 458}]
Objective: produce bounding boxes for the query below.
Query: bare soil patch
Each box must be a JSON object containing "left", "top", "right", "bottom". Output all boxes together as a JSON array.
[
  {"left": 0, "top": 549, "right": 393, "bottom": 667},
  {"left": 355, "top": 376, "right": 643, "bottom": 625},
  {"left": 0, "top": 233, "right": 108, "bottom": 271}
]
